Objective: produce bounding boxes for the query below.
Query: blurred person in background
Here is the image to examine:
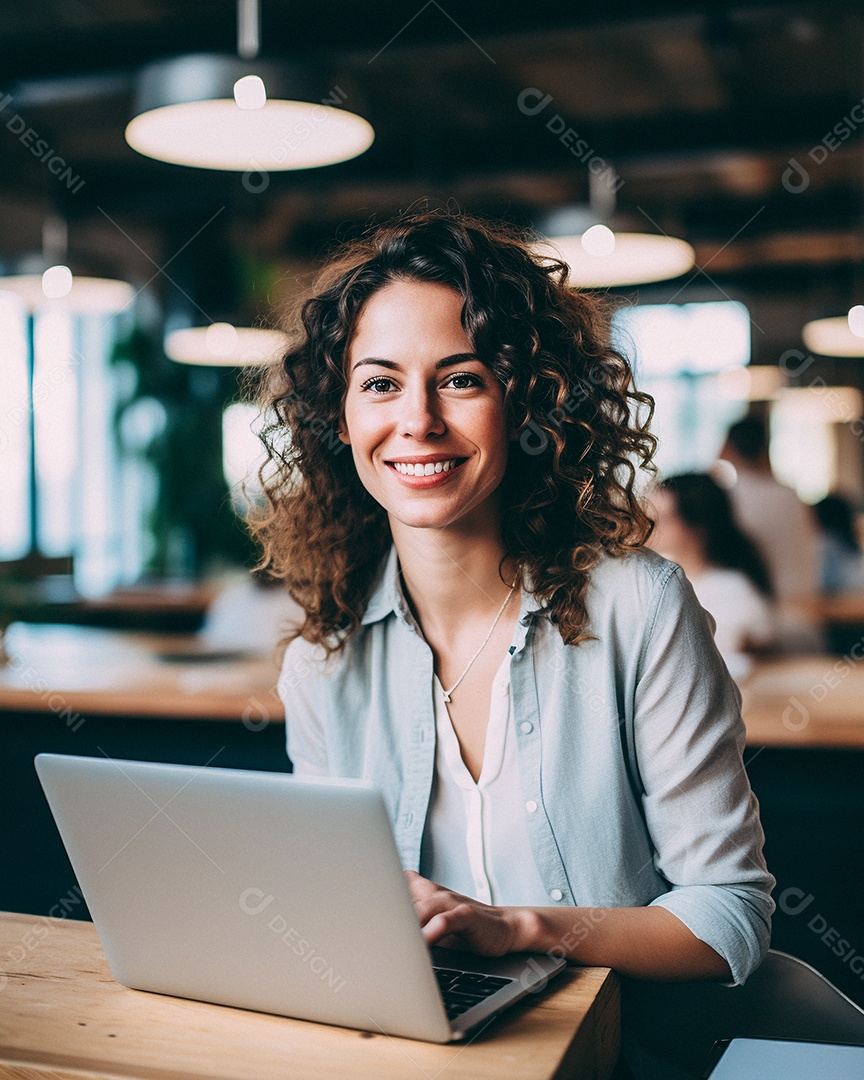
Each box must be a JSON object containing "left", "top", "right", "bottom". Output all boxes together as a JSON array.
[
  {"left": 651, "top": 473, "right": 775, "bottom": 678},
  {"left": 813, "top": 494, "right": 864, "bottom": 595},
  {"left": 812, "top": 494, "right": 864, "bottom": 656},
  {"left": 719, "top": 415, "right": 820, "bottom": 650}
]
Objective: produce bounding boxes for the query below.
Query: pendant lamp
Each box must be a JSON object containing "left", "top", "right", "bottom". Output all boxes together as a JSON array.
[
  {"left": 125, "top": 0, "right": 373, "bottom": 172},
  {"left": 0, "top": 218, "right": 134, "bottom": 314},
  {"left": 165, "top": 323, "right": 286, "bottom": 366},
  {"left": 802, "top": 308, "right": 864, "bottom": 357},
  {"left": 534, "top": 171, "right": 695, "bottom": 288}
]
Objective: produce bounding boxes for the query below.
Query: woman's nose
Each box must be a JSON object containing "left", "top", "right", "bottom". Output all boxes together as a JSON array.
[{"left": 397, "top": 386, "right": 445, "bottom": 439}]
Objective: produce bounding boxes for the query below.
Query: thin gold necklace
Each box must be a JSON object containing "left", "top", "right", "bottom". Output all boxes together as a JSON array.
[{"left": 440, "top": 583, "right": 517, "bottom": 703}]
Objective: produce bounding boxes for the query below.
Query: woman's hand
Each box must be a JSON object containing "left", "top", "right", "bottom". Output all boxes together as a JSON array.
[{"left": 404, "top": 870, "right": 531, "bottom": 956}]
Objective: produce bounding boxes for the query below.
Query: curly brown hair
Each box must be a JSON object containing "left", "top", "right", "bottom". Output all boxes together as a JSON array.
[{"left": 247, "top": 208, "right": 657, "bottom": 654}]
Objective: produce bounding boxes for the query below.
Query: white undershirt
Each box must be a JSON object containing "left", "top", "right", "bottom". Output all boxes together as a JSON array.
[{"left": 419, "top": 656, "right": 551, "bottom": 906}]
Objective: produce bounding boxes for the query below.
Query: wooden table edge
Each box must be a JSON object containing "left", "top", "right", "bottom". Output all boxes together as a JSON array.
[{"left": 0, "top": 913, "right": 621, "bottom": 1080}]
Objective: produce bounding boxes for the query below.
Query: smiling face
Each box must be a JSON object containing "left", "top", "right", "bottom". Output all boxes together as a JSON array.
[{"left": 339, "top": 278, "right": 511, "bottom": 534}]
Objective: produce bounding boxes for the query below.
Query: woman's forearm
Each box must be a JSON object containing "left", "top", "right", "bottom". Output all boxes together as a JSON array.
[{"left": 511, "top": 904, "right": 732, "bottom": 981}]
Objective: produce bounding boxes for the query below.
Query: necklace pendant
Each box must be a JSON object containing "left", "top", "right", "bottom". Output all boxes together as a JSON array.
[{"left": 436, "top": 583, "right": 516, "bottom": 710}]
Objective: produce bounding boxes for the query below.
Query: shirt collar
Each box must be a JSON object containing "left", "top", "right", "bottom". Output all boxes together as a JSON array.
[
  {"left": 361, "top": 544, "right": 547, "bottom": 630},
  {"left": 360, "top": 545, "right": 413, "bottom": 627}
]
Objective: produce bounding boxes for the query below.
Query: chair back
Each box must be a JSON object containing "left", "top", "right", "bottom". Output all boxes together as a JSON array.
[{"left": 621, "top": 950, "right": 864, "bottom": 1079}]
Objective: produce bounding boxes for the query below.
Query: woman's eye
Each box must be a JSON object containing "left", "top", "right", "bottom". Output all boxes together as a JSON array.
[
  {"left": 360, "top": 376, "right": 397, "bottom": 394},
  {"left": 444, "top": 372, "right": 482, "bottom": 390}
]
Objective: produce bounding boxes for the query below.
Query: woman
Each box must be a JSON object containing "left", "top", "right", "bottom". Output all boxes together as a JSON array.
[
  {"left": 249, "top": 210, "right": 773, "bottom": 991},
  {"left": 813, "top": 493, "right": 864, "bottom": 595},
  {"left": 650, "top": 473, "right": 775, "bottom": 674}
]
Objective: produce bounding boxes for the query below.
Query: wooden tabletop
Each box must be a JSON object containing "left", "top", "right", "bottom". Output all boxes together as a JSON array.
[
  {"left": 2, "top": 622, "right": 863, "bottom": 748},
  {"left": 796, "top": 592, "right": 864, "bottom": 625},
  {"left": 0, "top": 912, "right": 620, "bottom": 1080},
  {"left": 75, "top": 583, "right": 218, "bottom": 614},
  {"left": 0, "top": 622, "right": 283, "bottom": 722},
  {"left": 739, "top": 655, "right": 864, "bottom": 748}
]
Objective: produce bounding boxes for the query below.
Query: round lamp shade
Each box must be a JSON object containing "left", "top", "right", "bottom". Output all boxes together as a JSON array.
[
  {"left": 802, "top": 316, "right": 864, "bottom": 357},
  {"left": 165, "top": 324, "right": 287, "bottom": 366},
  {"left": 716, "top": 365, "right": 788, "bottom": 402},
  {"left": 535, "top": 232, "right": 695, "bottom": 288},
  {"left": 126, "top": 54, "right": 374, "bottom": 171},
  {"left": 0, "top": 273, "right": 135, "bottom": 314}
]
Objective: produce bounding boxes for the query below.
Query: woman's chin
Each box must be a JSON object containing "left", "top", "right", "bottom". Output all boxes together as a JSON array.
[{"left": 387, "top": 508, "right": 461, "bottom": 532}]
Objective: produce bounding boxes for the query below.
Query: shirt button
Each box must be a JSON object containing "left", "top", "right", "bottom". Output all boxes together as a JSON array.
[
  {"left": 520, "top": 721, "right": 533, "bottom": 734},
  {"left": 525, "top": 800, "right": 538, "bottom": 813},
  {"left": 550, "top": 888, "right": 564, "bottom": 902},
  {"left": 404, "top": 812, "right": 413, "bottom": 826}
]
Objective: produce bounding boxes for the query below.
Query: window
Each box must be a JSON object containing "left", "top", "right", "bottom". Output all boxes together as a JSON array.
[
  {"left": 614, "top": 300, "right": 752, "bottom": 476},
  {"left": 0, "top": 292, "right": 31, "bottom": 558},
  {"left": 222, "top": 401, "right": 267, "bottom": 513},
  {"left": 0, "top": 292, "right": 132, "bottom": 594}
]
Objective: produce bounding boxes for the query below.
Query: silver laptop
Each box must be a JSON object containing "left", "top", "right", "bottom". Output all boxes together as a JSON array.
[{"left": 34, "top": 753, "right": 565, "bottom": 1043}]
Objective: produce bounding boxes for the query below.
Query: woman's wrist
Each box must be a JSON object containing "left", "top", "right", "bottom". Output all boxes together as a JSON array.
[
  {"left": 508, "top": 905, "right": 596, "bottom": 958},
  {"left": 506, "top": 905, "right": 547, "bottom": 953}
]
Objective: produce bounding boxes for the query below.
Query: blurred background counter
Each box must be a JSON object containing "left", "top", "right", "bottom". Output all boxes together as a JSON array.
[{"left": 0, "top": 621, "right": 283, "bottom": 720}]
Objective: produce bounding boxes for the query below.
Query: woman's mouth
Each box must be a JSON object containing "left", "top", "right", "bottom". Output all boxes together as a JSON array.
[
  {"left": 388, "top": 457, "right": 466, "bottom": 476},
  {"left": 384, "top": 457, "right": 469, "bottom": 485}
]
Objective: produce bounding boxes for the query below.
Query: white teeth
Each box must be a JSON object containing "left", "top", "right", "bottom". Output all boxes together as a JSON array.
[{"left": 392, "top": 459, "right": 460, "bottom": 476}]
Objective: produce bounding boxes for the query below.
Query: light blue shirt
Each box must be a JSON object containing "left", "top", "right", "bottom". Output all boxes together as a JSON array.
[{"left": 278, "top": 544, "right": 775, "bottom": 985}]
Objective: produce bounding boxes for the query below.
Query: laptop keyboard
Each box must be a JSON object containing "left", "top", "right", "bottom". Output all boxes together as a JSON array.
[{"left": 433, "top": 966, "right": 513, "bottom": 1021}]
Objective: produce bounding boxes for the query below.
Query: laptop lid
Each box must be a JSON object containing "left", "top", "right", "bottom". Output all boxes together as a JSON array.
[{"left": 34, "top": 754, "right": 563, "bottom": 1043}]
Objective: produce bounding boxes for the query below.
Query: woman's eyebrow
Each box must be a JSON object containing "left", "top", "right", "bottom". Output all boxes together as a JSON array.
[{"left": 351, "top": 352, "right": 481, "bottom": 372}]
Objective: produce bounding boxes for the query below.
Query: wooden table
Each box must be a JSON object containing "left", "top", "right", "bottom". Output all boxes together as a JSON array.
[
  {"left": 796, "top": 593, "right": 864, "bottom": 626},
  {"left": 0, "top": 912, "right": 620, "bottom": 1080},
  {"left": 0, "top": 622, "right": 283, "bottom": 722},
  {"left": 75, "top": 583, "right": 218, "bottom": 615},
  {"left": 739, "top": 655, "right": 864, "bottom": 748},
  {"left": 4, "top": 622, "right": 864, "bottom": 750}
]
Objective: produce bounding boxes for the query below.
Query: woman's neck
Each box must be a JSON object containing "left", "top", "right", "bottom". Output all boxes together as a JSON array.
[{"left": 389, "top": 515, "right": 517, "bottom": 640}]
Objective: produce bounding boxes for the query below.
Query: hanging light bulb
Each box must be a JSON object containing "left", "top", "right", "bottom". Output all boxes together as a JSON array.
[
  {"left": 233, "top": 75, "right": 267, "bottom": 109},
  {"left": 848, "top": 305, "right": 864, "bottom": 338},
  {"left": 205, "top": 322, "right": 239, "bottom": 356},
  {"left": 580, "top": 224, "right": 616, "bottom": 257},
  {"left": 41, "top": 265, "right": 73, "bottom": 299}
]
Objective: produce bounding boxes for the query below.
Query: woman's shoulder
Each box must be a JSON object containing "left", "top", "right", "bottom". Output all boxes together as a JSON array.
[
  {"left": 277, "top": 633, "right": 342, "bottom": 695},
  {"left": 587, "top": 545, "right": 682, "bottom": 599},
  {"left": 557, "top": 546, "right": 692, "bottom": 645}
]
